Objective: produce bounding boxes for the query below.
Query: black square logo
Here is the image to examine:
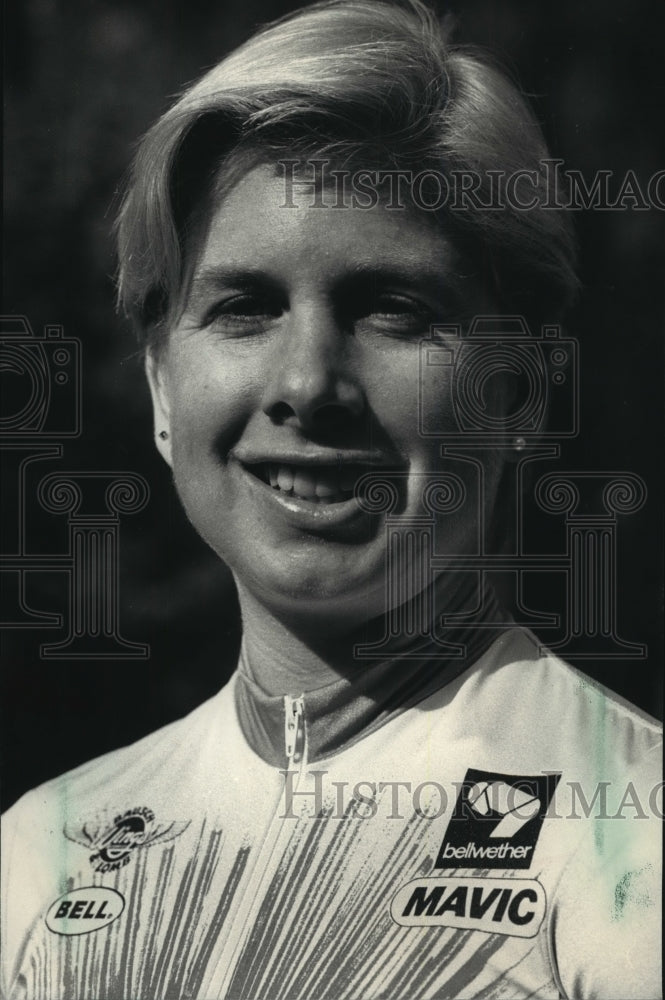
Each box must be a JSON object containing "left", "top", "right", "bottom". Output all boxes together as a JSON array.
[{"left": 435, "top": 769, "right": 560, "bottom": 870}]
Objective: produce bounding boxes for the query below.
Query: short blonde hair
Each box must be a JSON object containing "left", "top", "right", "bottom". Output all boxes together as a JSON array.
[{"left": 116, "top": 0, "right": 577, "bottom": 347}]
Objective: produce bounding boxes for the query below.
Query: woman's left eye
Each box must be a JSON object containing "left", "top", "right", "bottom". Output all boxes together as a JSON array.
[
  {"left": 358, "top": 294, "right": 431, "bottom": 334},
  {"left": 371, "top": 295, "right": 422, "bottom": 317}
]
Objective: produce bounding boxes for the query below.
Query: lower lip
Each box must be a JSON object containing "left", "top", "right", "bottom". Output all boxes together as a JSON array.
[{"left": 234, "top": 461, "right": 372, "bottom": 530}]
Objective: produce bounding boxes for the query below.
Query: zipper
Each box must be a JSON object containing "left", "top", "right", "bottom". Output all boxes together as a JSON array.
[
  {"left": 284, "top": 694, "right": 305, "bottom": 767},
  {"left": 202, "top": 692, "right": 308, "bottom": 998}
]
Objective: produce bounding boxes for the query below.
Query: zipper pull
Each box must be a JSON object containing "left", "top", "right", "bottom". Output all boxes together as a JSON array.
[{"left": 284, "top": 694, "right": 305, "bottom": 766}]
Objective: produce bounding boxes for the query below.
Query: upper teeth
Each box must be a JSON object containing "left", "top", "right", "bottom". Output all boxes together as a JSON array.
[{"left": 267, "top": 464, "right": 356, "bottom": 502}]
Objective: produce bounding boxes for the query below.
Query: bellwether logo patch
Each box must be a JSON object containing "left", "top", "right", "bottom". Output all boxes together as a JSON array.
[
  {"left": 64, "top": 807, "right": 190, "bottom": 873},
  {"left": 435, "top": 769, "right": 560, "bottom": 870},
  {"left": 391, "top": 877, "right": 546, "bottom": 937}
]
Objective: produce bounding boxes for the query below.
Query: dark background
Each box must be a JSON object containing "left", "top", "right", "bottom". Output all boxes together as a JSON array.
[{"left": 3, "top": 0, "right": 664, "bottom": 810}]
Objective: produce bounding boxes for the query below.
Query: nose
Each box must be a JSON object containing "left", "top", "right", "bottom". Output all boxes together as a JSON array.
[{"left": 261, "top": 306, "right": 365, "bottom": 429}]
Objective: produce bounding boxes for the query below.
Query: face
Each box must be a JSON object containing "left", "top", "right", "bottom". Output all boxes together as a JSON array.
[{"left": 148, "top": 164, "right": 504, "bottom": 628}]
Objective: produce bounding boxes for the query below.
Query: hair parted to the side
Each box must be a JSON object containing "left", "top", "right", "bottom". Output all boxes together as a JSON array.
[{"left": 116, "top": 0, "right": 578, "bottom": 350}]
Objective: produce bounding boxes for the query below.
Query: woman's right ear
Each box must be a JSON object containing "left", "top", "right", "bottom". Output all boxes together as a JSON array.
[{"left": 145, "top": 350, "right": 173, "bottom": 467}]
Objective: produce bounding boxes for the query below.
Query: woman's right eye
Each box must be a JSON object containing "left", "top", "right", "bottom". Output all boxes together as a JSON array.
[{"left": 203, "top": 294, "right": 282, "bottom": 327}]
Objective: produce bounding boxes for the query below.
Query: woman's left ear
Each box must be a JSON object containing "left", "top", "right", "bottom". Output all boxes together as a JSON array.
[{"left": 145, "top": 350, "right": 173, "bottom": 467}]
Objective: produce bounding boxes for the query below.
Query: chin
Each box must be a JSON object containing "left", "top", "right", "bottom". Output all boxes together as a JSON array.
[{"left": 237, "top": 556, "right": 387, "bottom": 629}]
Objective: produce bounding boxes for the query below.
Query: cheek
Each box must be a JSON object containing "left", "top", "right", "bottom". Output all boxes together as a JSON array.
[
  {"left": 167, "top": 357, "right": 256, "bottom": 458},
  {"left": 391, "top": 357, "right": 508, "bottom": 537},
  {"left": 415, "top": 347, "right": 457, "bottom": 440},
  {"left": 378, "top": 356, "right": 457, "bottom": 456}
]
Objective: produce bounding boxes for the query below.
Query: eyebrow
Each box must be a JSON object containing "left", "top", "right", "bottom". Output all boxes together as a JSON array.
[
  {"left": 339, "top": 259, "right": 476, "bottom": 298},
  {"left": 189, "top": 268, "right": 280, "bottom": 293},
  {"left": 189, "top": 257, "right": 477, "bottom": 300}
]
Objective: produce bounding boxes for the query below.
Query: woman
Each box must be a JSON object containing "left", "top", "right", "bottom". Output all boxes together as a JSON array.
[{"left": 2, "top": 2, "right": 661, "bottom": 998}]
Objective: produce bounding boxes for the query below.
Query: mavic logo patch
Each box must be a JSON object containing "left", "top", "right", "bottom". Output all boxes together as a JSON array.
[
  {"left": 64, "top": 806, "right": 190, "bottom": 873},
  {"left": 435, "top": 769, "right": 560, "bottom": 870},
  {"left": 391, "top": 877, "right": 546, "bottom": 937}
]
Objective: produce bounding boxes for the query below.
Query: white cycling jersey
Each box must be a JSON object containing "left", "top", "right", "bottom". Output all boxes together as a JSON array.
[{"left": 1, "top": 628, "right": 661, "bottom": 999}]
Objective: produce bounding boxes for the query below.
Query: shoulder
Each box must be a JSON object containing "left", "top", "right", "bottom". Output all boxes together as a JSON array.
[
  {"left": 450, "top": 628, "right": 661, "bottom": 775},
  {"left": 436, "top": 630, "right": 662, "bottom": 998},
  {"left": 1, "top": 677, "right": 241, "bottom": 988},
  {"left": 2, "top": 675, "right": 239, "bottom": 843}
]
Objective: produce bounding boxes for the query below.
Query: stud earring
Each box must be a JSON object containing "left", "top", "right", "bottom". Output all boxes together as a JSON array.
[{"left": 159, "top": 430, "right": 169, "bottom": 440}]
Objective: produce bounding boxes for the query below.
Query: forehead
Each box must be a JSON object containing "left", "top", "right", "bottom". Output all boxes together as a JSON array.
[{"left": 190, "top": 163, "right": 466, "bottom": 286}]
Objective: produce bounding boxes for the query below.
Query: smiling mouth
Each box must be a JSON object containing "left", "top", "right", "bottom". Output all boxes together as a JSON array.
[{"left": 245, "top": 462, "right": 368, "bottom": 504}]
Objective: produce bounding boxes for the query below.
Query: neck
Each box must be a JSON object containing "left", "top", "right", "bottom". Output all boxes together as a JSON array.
[
  {"left": 235, "top": 575, "right": 492, "bottom": 696},
  {"left": 236, "top": 585, "right": 365, "bottom": 695}
]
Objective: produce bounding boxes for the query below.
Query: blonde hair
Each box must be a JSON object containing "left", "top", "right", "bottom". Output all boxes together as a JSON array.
[{"left": 116, "top": 0, "right": 577, "bottom": 347}]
